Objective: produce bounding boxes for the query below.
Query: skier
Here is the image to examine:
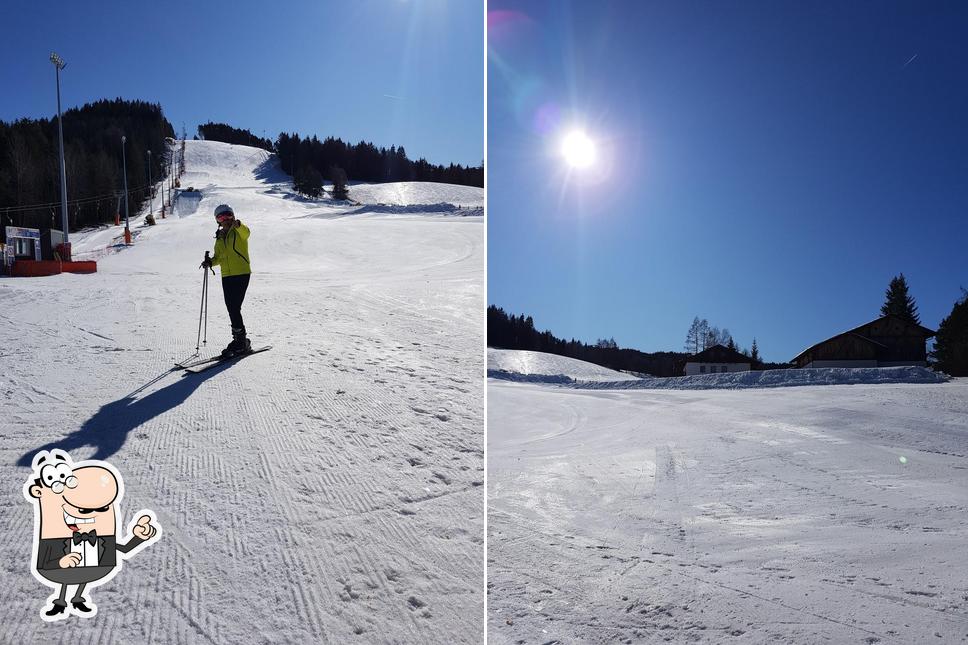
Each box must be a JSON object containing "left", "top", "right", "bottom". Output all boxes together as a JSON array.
[{"left": 201, "top": 204, "right": 252, "bottom": 356}]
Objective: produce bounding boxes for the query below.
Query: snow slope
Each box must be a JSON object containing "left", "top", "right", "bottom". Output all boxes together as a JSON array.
[
  {"left": 0, "top": 140, "right": 484, "bottom": 643},
  {"left": 488, "top": 348, "right": 641, "bottom": 383},
  {"left": 489, "top": 376, "right": 968, "bottom": 643}
]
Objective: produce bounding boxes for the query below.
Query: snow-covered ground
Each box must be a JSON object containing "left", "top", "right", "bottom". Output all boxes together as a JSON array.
[
  {"left": 0, "top": 140, "right": 484, "bottom": 643},
  {"left": 489, "top": 352, "right": 968, "bottom": 643}
]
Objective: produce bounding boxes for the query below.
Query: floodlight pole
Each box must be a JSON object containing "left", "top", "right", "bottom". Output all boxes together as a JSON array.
[
  {"left": 50, "top": 52, "right": 69, "bottom": 246},
  {"left": 122, "top": 135, "right": 131, "bottom": 244},
  {"left": 147, "top": 149, "right": 153, "bottom": 219}
]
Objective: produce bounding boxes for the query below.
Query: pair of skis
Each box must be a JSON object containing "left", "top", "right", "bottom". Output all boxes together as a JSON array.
[{"left": 174, "top": 346, "right": 271, "bottom": 373}]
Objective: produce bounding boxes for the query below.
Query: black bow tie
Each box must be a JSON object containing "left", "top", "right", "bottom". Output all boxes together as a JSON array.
[{"left": 72, "top": 531, "right": 97, "bottom": 546}]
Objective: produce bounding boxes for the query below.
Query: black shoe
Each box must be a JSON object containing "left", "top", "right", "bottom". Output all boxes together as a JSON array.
[
  {"left": 72, "top": 600, "right": 93, "bottom": 613},
  {"left": 45, "top": 604, "right": 66, "bottom": 617}
]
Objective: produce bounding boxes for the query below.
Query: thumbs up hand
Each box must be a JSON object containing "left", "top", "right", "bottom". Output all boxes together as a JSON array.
[{"left": 132, "top": 514, "right": 158, "bottom": 540}]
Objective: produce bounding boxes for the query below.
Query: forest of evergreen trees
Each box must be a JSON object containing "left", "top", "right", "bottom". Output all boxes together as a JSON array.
[
  {"left": 196, "top": 122, "right": 273, "bottom": 152},
  {"left": 931, "top": 289, "right": 968, "bottom": 376},
  {"left": 0, "top": 99, "right": 174, "bottom": 240},
  {"left": 274, "top": 132, "right": 483, "bottom": 189}
]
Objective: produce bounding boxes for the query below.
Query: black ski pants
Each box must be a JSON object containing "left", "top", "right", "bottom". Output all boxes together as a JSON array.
[{"left": 222, "top": 274, "right": 250, "bottom": 333}]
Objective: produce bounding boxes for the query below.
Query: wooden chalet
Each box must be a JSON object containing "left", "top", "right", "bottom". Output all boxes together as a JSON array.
[
  {"left": 791, "top": 314, "right": 935, "bottom": 369},
  {"left": 684, "top": 344, "right": 752, "bottom": 376}
]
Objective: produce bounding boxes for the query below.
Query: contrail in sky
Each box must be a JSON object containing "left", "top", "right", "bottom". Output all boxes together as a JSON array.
[
  {"left": 901, "top": 54, "right": 918, "bottom": 69},
  {"left": 383, "top": 94, "right": 404, "bottom": 100}
]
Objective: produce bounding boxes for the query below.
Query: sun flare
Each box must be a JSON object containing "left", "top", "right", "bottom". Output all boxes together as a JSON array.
[{"left": 560, "top": 130, "right": 596, "bottom": 169}]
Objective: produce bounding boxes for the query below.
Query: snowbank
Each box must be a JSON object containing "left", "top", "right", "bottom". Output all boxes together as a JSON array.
[
  {"left": 487, "top": 348, "right": 641, "bottom": 382},
  {"left": 488, "top": 349, "right": 948, "bottom": 389},
  {"left": 347, "top": 202, "right": 482, "bottom": 217},
  {"left": 348, "top": 181, "right": 483, "bottom": 208},
  {"left": 575, "top": 365, "right": 949, "bottom": 390}
]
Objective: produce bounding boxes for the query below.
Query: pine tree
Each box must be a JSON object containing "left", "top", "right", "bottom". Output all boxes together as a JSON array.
[
  {"left": 881, "top": 274, "right": 921, "bottom": 324},
  {"left": 931, "top": 290, "right": 968, "bottom": 376},
  {"left": 330, "top": 166, "right": 349, "bottom": 200},
  {"left": 750, "top": 338, "right": 760, "bottom": 364},
  {"left": 294, "top": 165, "right": 323, "bottom": 198}
]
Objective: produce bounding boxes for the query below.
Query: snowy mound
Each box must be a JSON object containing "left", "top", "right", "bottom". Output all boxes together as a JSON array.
[
  {"left": 348, "top": 181, "right": 483, "bottom": 208},
  {"left": 576, "top": 366, "right": 949, "bottom": 390},
  {"left": 488, "top": 348, "right": 641, "bottom": 383}
]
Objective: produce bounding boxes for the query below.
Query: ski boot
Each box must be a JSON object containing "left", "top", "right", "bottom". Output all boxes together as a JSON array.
[{"left": 222, "top": 328, "right": 251, "bottom": 357}]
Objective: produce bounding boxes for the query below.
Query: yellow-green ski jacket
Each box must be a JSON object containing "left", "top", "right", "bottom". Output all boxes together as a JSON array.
[{"left": 211, "top": 222, "right": 251, "bottom": 277}]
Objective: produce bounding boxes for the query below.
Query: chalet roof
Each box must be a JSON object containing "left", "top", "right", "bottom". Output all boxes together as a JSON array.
[
  {"left": 790, "top": 314, "right": 936, "bottom": 363},
  {"left": 686, "top": 344, "right": 752, "bottom": 364}
]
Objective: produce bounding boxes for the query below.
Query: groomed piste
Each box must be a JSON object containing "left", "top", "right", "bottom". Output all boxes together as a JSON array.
[
  {"left": 488, "top": 349, "right": 968, "bottom": 643},
  {"left": 1, "top": 140, "right": 484, "bottom": 643}
]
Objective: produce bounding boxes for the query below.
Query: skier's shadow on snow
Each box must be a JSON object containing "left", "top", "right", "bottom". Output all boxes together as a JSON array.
[{"left": 17, "top": 361, "right": 237, "bottom": 466}]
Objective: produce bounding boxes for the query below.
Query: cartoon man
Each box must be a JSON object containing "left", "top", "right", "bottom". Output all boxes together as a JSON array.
[{"left": 23, "top": 449, "right": 160, "bottom": 621}]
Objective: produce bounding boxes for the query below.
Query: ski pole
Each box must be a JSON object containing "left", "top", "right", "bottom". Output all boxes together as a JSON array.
[
  {"left": 203, "top": 257, "right": 210, "bottom": 346},
  {"left": 196, "top": 260, "right": 206, "bottom": 353},
  {"left": 203, "top": 251, "right": 214, "bottom": 345},
  {"left": 196, "top": 251, "right": 213, "bottom": 352}
]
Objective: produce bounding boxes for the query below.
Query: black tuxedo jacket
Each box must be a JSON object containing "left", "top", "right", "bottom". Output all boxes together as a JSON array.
[{"left": 36, "top": 534, "right": 145, "bottom": 571}]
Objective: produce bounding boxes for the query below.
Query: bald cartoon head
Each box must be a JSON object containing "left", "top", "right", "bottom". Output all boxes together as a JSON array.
[{"left": 26, "top": 450, "right": 121, "bottom": 539}]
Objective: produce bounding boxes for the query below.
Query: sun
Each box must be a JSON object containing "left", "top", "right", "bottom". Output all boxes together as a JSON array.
[{"left": 560, "top": 130, "right": 596, "bottom": 169}]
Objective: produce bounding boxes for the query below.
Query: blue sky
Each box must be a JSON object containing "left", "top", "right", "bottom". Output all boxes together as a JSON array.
[
  {"left": 1, "top": 0, "right": 483, "bottom": 166},
  {"left": 488, "top": 2, "right": 968, "bottom": 362}
]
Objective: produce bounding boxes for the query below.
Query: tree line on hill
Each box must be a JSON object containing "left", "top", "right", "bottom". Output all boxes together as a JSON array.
[
  {"left": 488, "top": 306, "right": 783, "bottom": 376},
  {"left": 196, "top": 123, "right": 484, "bottom": 193},
  {"left": 272, "top": 132, "right": 484, "bottom": 196},
  {"left": 488, "top": 306, "right": 695, "bottom": 377},
  {"left": 0, "top": 99, "right": 174, "bottom": 239},
  {"left": 196, "top": 122, "right": 273, "bottom": 151}
]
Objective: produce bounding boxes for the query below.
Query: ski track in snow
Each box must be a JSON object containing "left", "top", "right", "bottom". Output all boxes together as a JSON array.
[
  {"left": 488, "top": 362, "right": 968, "bottom": 644},
  {"left": 0, "top": 140, "right": 483, "bottom": 644}
]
